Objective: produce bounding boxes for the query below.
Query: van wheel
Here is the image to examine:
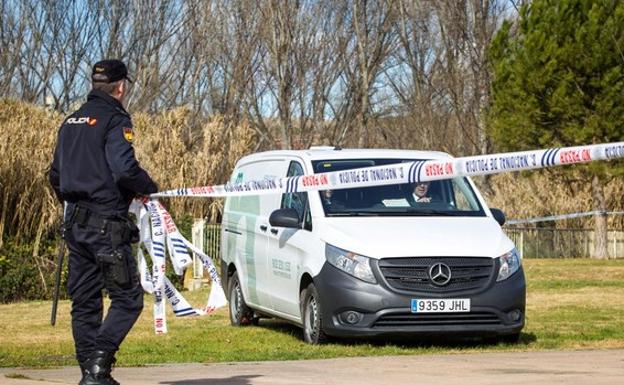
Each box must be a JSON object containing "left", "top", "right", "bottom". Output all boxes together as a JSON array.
[
  {"left": 228, "top": 273, "right": 253, "bottom": 326},
  {"left": 300, "top": 283, "right": 327, "bottom": 344}
]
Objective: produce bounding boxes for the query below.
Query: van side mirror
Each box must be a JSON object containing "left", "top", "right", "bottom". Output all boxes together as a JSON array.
[
  {"left": 269, "top": 208, "right": 301, "bottom": 228},
  {"left": 490, "top": 208, "right": 506, "bottom": 226}
]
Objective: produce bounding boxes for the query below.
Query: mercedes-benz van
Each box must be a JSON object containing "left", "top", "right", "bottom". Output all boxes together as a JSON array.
[{"left": 220, "top": 148, "right": 525, "bottom": 344}]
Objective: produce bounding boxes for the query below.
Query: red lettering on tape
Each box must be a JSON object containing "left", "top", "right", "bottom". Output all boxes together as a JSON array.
[
  {"left": 301, "top": 174, "right": 330, "bottom": 187},
  {"left": 425, "top": 163, "right": 446, "bottom": 177},
  {"left": 560, "top": 150, "right": 581, "bottom": 164},
  {"left": 190, "top": 186, "right": 215, "bottom": 194},
  {"left": 163, "top": 213, "right": 176, "bottom": 234}
]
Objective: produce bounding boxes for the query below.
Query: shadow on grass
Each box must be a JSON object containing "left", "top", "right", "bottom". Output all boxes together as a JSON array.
[
  {"left": 161, "top": 375, "right": 260, "bottom": 385},
  {"left": 258, "top": 318, "right": 537, "bottom": 349}
]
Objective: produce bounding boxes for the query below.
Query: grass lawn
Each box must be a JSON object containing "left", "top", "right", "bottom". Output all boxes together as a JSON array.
[{"left": 1, "top": 258, "right": 623, "bottom": 368}]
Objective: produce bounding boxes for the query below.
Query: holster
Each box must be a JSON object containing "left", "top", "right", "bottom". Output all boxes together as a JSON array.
[
  {"left": 97, "top": 250, "right": 131, "bottom": 289},
  {"left": 109, "top": 219, "right": 140, "bottom": 248}
]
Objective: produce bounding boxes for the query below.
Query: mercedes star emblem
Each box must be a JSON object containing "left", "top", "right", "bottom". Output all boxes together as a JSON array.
[{"left": 429, "top": 262, "right": 452, "bottom": 286}]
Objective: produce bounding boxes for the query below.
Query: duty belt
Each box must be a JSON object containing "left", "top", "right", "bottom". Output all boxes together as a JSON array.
[{"left": 66, "top": 204, "right": 139, "bottom": 245}]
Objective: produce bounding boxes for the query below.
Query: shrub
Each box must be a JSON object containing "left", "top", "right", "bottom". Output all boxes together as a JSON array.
[{"left": 0, "top": 237, "right": 65, "bottom": 303}]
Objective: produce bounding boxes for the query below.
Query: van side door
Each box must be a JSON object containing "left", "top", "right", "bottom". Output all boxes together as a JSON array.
[
  {"left": 266, "top": 160, "right": 313, "bottom": 317},
  {"left": 222, "top": 159, "right": 287, "bottom": 310}
]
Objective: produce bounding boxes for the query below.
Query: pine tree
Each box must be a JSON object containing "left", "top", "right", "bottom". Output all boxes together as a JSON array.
[{"left": 489, "top": 0, "right": 624, "bottom": 258}]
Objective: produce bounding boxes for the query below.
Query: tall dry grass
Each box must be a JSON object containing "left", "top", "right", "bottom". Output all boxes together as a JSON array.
[
  {"left": 132, "top": 108, "right": 255, "bottom": 221},
  {"left": 483, "top": 171, "right": 624, "bottom": 229},
  {"left": 0, "top": 99, "right": 256, "bottom": 250},
  {"left": 0, "top": 99, "right": 60, "bottom": 252}
]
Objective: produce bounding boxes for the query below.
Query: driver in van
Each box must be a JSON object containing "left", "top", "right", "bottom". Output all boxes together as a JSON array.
[
  {"left": 321, "top": 189, "right": 345, "bottom": 211},
  {"left": 411, "top": 181, "right": 432, "bottom": 203}
]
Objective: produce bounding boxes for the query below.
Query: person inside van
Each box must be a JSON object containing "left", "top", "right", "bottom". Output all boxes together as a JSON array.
[
  {"left": 321, "top": 189, "right": 345, "bottom": 211},
  {"left": 380, "top": 182, "right": 432, "bottom": 207},
  {"left": 411, "top": 181, "right": 432, "bottom": 203}
]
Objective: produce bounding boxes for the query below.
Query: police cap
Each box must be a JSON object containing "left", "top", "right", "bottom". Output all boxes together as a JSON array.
[{"left": 92, "top": 59, "right": 133, "bottom": 83}]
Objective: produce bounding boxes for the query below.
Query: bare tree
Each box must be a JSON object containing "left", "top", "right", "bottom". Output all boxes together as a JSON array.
[
  {"left": 253, "top": 0, "right": 346, "bottom": 149},
  {"left": 330, "top": 0, "right": 397, "bottom": 147},
  {"left": 435, "top": 0, "right": 508, "bottom": 155},
  {"left": 387, "top": 0, "right": 442, "bottom": 150}
]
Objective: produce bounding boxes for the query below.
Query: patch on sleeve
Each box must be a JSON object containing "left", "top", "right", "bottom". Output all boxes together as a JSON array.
[{"left": 123, "top": 127, "right": 134, "bottom": 142}]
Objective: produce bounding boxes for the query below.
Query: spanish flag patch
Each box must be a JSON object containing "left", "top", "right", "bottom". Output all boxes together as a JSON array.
[{"left": 123, "top": 127, "right": 134, "bottom": 143}]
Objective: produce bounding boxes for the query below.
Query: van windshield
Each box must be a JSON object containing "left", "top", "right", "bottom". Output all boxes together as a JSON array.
[{"left": 312, "top": 158, "right": 486, "bottom": 217}]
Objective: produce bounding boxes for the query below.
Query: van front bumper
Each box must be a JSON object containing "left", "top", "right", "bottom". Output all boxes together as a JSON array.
[{"left": 314, "top": 261, "right": 525, "bottom": 338}]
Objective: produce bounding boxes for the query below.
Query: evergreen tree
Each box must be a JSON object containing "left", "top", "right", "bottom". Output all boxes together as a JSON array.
[{"left": 489, "top": 0, "right": 624, "bottom": 258}]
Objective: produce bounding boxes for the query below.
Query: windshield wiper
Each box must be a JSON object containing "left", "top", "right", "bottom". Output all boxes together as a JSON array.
[
  {"left": 385, "top": 208, "right": 463, "bottom": 216},
  {"left": 327, "top": 208, "right": 463, "bottom": 217},
  {"left": 348, "top": 207, "right": 465, "bottom": 217},
  {"left": 326, "top": 211, "right": 383, "bottom": 217}
]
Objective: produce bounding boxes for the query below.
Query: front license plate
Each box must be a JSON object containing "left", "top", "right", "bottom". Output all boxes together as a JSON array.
[{"left": 411, "top": 298, "right": 471, "bottom": 313}]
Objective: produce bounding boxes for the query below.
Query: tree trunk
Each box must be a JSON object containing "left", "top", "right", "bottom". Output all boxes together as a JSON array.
[{"left": 591, "top": 175, "right": 608, "bottom": 259}]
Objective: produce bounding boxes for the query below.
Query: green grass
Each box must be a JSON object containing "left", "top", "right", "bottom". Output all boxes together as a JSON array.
[{"left": 1, "top": 258, "right": 623, "bottom": 368}]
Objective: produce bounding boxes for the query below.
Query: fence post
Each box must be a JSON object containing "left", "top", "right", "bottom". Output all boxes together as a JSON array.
[{"left": 189, "top": 219, "right": 206, "bottom": 291}]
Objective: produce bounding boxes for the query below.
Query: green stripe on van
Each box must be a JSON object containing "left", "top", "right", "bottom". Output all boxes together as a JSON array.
[{"left": 227, "top": 195, "right": 260, "bottom": 303}]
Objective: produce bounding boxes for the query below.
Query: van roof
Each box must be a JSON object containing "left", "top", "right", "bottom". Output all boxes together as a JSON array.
[{"left": 239, "top": 148, "right": 453, "bottom": 163}]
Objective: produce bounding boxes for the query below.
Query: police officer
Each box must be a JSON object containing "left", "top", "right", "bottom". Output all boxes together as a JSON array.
[{"left": 49, "top": 59, "right": 157, "bottom": 385}]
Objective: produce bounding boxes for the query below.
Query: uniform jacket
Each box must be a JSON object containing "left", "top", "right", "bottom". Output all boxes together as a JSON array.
[{"left": 49, "top": 90, "right": 157, "bottom": 216}]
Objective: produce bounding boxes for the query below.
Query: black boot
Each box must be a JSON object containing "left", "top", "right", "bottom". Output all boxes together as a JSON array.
[{"left": 78, "top": 350, "right": 119, "bottom": 385}]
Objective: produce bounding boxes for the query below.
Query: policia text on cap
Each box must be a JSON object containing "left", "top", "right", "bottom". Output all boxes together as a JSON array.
[{"left": 49, "top": 59, "right": 158, "bottom": 385}]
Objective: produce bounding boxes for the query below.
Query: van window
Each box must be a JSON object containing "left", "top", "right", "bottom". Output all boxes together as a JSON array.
[
  {"left": 224, "top": 160, "right": 286, "bottom": 218},
  {"left": 281, "top": 161, "right": 312, "bottom": 230},
  {"left": 313, "top": 158, "right": 485, "bottom": 217}
]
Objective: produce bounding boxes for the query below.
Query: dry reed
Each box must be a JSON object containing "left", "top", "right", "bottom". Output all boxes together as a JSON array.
[
  {"left": 0, "top": 99, "right": 256, "bottom": 248},
  {"left": 484, "top": 171, "right": 624, "bottom": 229}
]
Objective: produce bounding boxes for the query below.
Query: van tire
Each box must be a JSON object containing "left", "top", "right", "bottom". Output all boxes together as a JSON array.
[
  {"left": 228, "top": 273, "right": 253, "bottom": 326},
  {"left": 300, "top": 283, "right": 327, "bottom": 344}
]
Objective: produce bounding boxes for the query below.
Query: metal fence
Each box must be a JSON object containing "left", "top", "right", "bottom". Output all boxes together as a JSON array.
[
  {"left": 504, "top": 227, "right": 624, "bottom": 259},
  {"left": 189, "top": 220, "right": 222, "bottom": 289}
]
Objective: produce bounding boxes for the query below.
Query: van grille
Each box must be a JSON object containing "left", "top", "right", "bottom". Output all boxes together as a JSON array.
[
  {"left": 378, "top": 257, "right": 494, "bottom": 293},
  {"left": 372, "top": 311, "right": 501, "bottom": 328}
]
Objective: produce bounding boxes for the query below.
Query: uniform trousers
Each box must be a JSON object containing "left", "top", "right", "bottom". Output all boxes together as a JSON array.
[{"left": 64, "top": 208, "right": 143, "bottom": 365}]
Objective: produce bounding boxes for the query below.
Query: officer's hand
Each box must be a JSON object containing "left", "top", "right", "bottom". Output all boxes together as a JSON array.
[{"left": 135, "top": 194, "right": 152, "bottom": 203}]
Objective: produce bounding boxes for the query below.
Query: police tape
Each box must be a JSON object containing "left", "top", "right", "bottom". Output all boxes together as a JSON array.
[
  {"left": 129, "top": 198, "right": 228, "bottom": 334},
  {"left": 507, "top": 211, "right": 624, "bottom": 225},
  {"left": 151, "top": 141, "right": 624, "bottom": 198}
]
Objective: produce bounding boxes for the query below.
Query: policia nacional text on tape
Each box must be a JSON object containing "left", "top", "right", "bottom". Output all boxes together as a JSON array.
[{"left": 139, "top": 141, "right": 623, "bottom": 333}]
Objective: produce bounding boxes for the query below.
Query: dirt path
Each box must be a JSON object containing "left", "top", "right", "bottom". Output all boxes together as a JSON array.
[{"left": 2, "top": 349, "right": 623, "bottom": 385}]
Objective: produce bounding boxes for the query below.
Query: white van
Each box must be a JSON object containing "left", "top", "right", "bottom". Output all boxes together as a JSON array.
[{"left": 220, "top": 148, "right": 525, "bottom": 344}]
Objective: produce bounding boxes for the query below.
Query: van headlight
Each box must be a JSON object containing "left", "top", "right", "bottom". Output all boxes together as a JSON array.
[
  {"left": 496, "top": 248, "right": 522, "bottom": 282},
  {"left": 325, "top": 244, "right": 377, "bottom": 284}
]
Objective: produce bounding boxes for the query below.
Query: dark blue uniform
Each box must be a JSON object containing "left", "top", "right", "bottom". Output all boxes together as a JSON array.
[
  {"left": 49, "top": 89, "right": 157, "bottom": 368},
  {"left": 49, "top": 89, "right": 156, "bottom": 216}
]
